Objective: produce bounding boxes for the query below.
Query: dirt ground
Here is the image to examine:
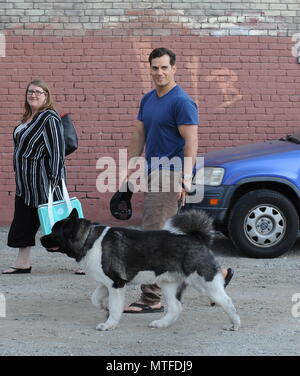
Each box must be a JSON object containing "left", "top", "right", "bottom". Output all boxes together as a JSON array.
[{"left": 1, "top": 225, "right": 300, "bottom": 357}]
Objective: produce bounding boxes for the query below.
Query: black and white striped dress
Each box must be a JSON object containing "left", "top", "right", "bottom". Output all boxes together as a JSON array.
[{"left": 13, "top": 109, "right": 65, "bottom": 208}]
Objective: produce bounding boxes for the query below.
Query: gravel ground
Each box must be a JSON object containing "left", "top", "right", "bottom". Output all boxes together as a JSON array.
[{"left": 1, "top": 226, "right": 300, "bottom": 357}]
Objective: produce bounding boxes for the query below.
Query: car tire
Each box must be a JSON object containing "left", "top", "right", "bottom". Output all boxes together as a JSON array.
[{"left": 228, "top": 189, "right": 299, "bottom": 258}]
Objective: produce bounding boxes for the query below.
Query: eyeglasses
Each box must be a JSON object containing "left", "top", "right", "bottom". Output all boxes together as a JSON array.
[{"left": 27, "top": 89, "right": 45, "bottom": 97}]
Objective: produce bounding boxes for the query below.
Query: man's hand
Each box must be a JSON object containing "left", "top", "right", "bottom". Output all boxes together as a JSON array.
[{"left": 178, "top": 175, "right": 193, "bottom": 206}]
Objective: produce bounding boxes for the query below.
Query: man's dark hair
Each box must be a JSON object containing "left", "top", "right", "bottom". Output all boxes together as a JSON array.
[{"left": 148, "top": 47, "right": 176, "bottom": 66}]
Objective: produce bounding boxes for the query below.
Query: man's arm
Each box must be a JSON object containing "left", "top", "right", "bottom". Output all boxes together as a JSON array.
[
  {"left": 178, "top": 124, "right": 198, "bottom": 176},
  {"left": 127, "top": 120, "right": 145, "bottom": 160},
  {"left": 121, "top": 120, "right": 145, "bottom": 182},
  {"left": 178, "top": 124, "right": 198, "bottom": 204}
]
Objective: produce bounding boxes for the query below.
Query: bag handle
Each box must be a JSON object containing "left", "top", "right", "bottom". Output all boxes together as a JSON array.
[{"left": 48, "top": 179, "right": 72, "bottom": 227}]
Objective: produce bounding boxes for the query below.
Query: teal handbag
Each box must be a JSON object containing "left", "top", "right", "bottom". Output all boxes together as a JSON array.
[{"left": 38, "top": 179, "right": 84, "bottom": 235}]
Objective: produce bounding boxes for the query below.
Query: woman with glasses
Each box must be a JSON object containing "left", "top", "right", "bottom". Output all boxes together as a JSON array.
[{"left": 2, "top": 79, "right": 65, "bottom": 274}]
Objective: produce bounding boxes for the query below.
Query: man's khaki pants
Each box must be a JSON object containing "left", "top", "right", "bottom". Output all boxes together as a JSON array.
[{"left": 140, "top": 170, "right": 182, "bottom": 305}]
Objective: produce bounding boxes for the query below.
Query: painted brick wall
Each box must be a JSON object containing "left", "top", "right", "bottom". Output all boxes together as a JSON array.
[
  {"left": 0, "top": 1, "right": 299, "bottom": 226},
  {"left": 1, "top": 0, "right": 299, "bottom": 37}
]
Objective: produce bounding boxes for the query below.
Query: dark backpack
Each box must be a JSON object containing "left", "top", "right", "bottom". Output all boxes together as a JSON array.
[{"left": 61, "top": 113, "right": 78, "bottom": 156}]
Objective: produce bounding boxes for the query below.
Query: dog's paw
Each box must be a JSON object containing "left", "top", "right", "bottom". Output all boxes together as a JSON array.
[
  {"left": 222, "top": 324, "right": 240, "bottom": 331},
  {"left": 149, "top": 319, "right": 167, "bottom": 328},
  {"left": 96, "top": 322, "right": 117, "bottom": 331}
]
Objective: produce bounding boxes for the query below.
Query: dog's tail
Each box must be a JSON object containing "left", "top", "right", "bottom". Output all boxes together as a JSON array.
[{"left": 164, "top": 209, "right": 214, "bottom": 246}]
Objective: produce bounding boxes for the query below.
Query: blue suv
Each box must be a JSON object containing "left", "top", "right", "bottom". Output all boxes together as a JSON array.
[{"left": 186, "top": 131, "right": 300, "bottom": 258}]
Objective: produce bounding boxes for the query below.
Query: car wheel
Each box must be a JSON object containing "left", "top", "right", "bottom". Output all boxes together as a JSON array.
[{"left": 228, "top": 189, "right": 299, "bottom": 258}]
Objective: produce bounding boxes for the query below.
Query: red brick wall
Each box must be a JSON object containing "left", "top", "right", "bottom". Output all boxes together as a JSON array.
[{"left": 0, "top": 34, "right": 299, "bottom": 225}]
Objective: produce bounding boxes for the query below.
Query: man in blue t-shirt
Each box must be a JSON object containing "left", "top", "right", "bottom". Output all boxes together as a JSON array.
[
  {"left": 138, "top": 82, "right": 199, "bottom": 173},
  {"left": 123, "top": 47, "right": 233, "bottom": 313}
]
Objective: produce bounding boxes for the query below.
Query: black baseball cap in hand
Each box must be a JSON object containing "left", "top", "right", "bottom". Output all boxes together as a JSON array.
[{"left": 110, "top": 182, "right": 133, "bottom": 220}]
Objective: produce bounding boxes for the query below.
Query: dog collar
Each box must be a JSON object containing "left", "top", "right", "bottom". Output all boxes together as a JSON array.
[{"left": 81, "top": 225, "right": 110, "bottom": 257}]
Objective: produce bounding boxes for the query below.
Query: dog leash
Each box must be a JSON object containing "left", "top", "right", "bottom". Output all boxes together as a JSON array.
[{"left": 177, "top": 199, "right": 183, "bottom": 213}]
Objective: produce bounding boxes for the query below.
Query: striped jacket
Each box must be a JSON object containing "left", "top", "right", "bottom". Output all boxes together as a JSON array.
[{"left": 13, "top": 109, "right": 65, "bottom": 208}]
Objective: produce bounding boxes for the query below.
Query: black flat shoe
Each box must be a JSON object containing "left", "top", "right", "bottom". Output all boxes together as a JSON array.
[
  {"left": 2, "top": 266, "right": 32, "bottom": 274},
  {"left": 74, "top": 269, "right": 85, "bottom": 275},
  {"left": 224, "top": 268, "right": 234, "bottom": 288},
  {"left": 124, "top": 302, "right": 164, "bottom": 314}
]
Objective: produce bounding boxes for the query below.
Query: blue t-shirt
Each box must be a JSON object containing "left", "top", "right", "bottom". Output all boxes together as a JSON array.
[{"left": 137, "top": 85, "right": 199, "bottom": 172}]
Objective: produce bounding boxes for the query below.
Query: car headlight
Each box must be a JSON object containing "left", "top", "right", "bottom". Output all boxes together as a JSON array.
[{"left": 204, "top": 167, "right": 224, "bottom": 186}]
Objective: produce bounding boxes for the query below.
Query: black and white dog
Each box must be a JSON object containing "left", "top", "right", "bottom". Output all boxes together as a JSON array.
[{"left": 41, "top": 208, "right": 241, "bottom": 331}]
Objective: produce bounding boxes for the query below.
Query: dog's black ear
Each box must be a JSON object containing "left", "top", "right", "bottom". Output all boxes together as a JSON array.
[{"left": 69, "top": 208, "right": 79, "bottom": 218}]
